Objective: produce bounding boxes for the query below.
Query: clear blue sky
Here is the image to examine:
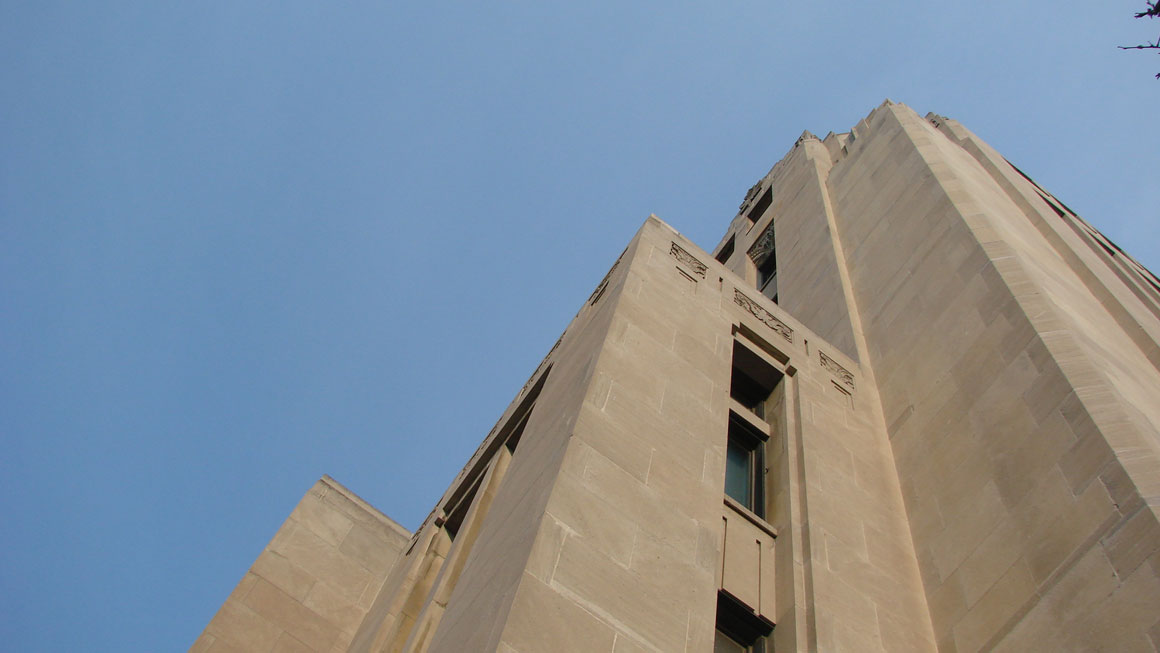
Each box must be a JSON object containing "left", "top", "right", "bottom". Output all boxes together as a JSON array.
[{"left": 2, "top": 2, "right": 1156, "bottom": 650}]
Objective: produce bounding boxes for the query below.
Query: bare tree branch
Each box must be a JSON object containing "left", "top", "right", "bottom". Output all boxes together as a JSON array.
[{"left": 1122, "top": 2, "right": 1160, "bottom": 78}]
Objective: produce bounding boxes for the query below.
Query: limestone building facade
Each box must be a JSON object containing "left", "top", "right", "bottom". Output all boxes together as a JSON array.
[{"left": 194, "top": 101, "right": 1160, "bottom": 652}]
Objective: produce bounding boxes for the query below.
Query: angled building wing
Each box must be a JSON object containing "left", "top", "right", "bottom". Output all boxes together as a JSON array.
[{"left": 195, "top": 101, "right": 1160, "bottom": 653}]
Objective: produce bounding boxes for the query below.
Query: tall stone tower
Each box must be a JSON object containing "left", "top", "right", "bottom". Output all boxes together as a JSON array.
[{"left": 194, "top": 101, "right": 1160, "bottom": 652}]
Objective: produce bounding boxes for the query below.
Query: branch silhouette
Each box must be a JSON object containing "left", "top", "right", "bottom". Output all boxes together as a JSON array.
[{"left": 1121, "top": 1, "right": 1160, "bottom": 77}]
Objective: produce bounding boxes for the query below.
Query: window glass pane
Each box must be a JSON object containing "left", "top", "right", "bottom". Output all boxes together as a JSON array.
[
  {"left": 715, "top": 629, "right": 748, "bottom": 653},
  {"left": 725, "top": 439, "right": 751, "bottom": 508},
  {"left": 759, "top": 272, "right": 777, "bottom": 302}
]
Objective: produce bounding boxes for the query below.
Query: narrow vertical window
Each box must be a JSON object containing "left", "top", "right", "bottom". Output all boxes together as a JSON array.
[
  {"left": 757, "top": 254, "right": 776, "bottom": 303},
  {"left": 731, "top": 366, "right": 769, "bottom": 419},
  {"left": 745, "top": 186, "right": 773, "bottom": 224},
  {"left": 726, "top": 342, "right": 784, "bottom": 518},
  {"left": 730, "top": 342, "right": 784, "bottom": 421},
  {"left": 746, "top": 224, "right": 777, "bottom": 303},
  {"left": 725, "top": 417, "right": 765, "bottom": 516},
  {"left": 716, "top": 235, "right": 736, "bottom": 264}
]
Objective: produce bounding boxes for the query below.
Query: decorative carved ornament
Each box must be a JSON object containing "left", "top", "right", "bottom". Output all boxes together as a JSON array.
[
  {"left": 738, "top": 181, "right": 763, "bottom": 212},
  {"left": 820, "top": 351, "right": 855, "bottom": 390},
  {"left": 669, "top": 242, "right": 707, "bottom": 278},
  {"left": 733, "top": 289, "right": 793, "bottom": 343},
  {"left": 747, "top": 223, "right": 775, "bottom": 267}
]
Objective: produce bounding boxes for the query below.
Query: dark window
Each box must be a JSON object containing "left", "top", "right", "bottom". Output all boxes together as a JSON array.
[
  {"left": 715, "top": 592, "right": 773, "bottom": 653},
  {"left": 757, "top": 254, "right": 776, "bottom": 303},
  {"left": 746, "top": 187, "right": 773, "bottom": 224},
  {"left": 725, "top": 416, "right": 765, "bottom": 516},
  {"left": 443, "top": 476, "right": 481, "bottom": 541},
  {"left": 726, "top": 343, "right": 784, "bottom": 517},
  {"left": 504, "top": 409, "right": 531, "bottom": 453},
  {"left": 716, "top": 236, "right": 736, "bottom": 264},
  {"left": 730, "top": 343, "right": 784, "bottom": 420},
  {"left": 439, "top": 367, "right": 549, "bottom": 541},
  {"left": 748, "top": 223, "right": 776, "bottom": 303},
  {"left": 730, "top": 368, "right": 769, "bottom": 419}
]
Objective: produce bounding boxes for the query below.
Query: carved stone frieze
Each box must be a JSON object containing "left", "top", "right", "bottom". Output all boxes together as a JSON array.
[
  {"left": 732, "top": 289, "right": 793, "bottom": 343},
  {"left": 820, "top": 351, "right": 855, "bottom": 390},
  {"left": 669, "top": 242, "right": 707, "bottom": 278}
]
